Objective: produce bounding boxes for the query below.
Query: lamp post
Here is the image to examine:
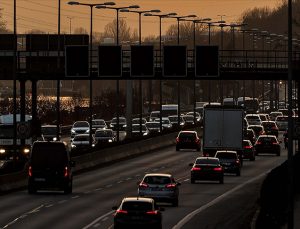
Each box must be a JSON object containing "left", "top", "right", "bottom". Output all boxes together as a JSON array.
[
  {"left": 202, "top": 20, "right": 225, "bottom": 45},
  {"left": 120, "top": 9, "right": 161, "bottom": 45},
  {"left": 67, "top": 16, "right": 73, "bottom": 34},
  {"left": 68, "top": 1, "right": 116, "bottom": 145},
  {"left": 171, "top": 15, "right": 197, "bottom": 45},
  {"left": 229, "top": 23, "right": 246, "bottom": 50},
  {"left": 144, "top": 12, "right": 177, "bottom": 50},
  {"left": 96, "top": 4, "right": 140, "bottom": 45},
  {"left": 219, "top": 23, "right": 229, "bottom": 50}
]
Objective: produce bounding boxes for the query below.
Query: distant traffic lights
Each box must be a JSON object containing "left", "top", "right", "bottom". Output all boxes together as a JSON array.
[
  {"left": 65, "top": 45, "right": 89, "bottom": 77},
  {"left": 131, "top": 45, "right": 154, "bottom": 77},
  {"left": 196, "top": 45, "right": 219, "bottom": 77}
]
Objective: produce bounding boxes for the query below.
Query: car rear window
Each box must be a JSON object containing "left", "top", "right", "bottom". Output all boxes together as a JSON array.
[
  {"left": 179, "top": 132, "right": 196, "bottom": 139},
  {"left": 215, "top": 152, "right": 237, "bottom": 159},
  {"left": 276, "top": 116, "right": 288, "bottom": 121},
  {"left": 31, "top": 143, "right": 68, "bottom": 169},
  {"left": 246, "top": 116, "right": 260, "bottom": 120},
  {"left": 260, "top": 137, "right": 277, "bottom": 143},
  {"left": 73, "top": 136, "right": 89, "bottom": 141},
  {"left": 95, "top": 130, "right": 113, "bottom": 137},
  {"left": 122, "top": 201, "right": 152, "bottom": 211},
  {"left": 196, "top": 158, "right": 219, "bottom": 165},
  {"left": 262, "top": 122, "right": 276, "bottom": 128},
  {"left": 144, "top": 176, "right": 171, "bottom": 184}
]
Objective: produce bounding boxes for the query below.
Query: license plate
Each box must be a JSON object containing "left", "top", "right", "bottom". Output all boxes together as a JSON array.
[{"left": 34, "top": 178, "right": 46, "bottom": 182}]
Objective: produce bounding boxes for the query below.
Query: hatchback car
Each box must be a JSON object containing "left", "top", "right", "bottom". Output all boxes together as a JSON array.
[
  {"left": 248, "top": 125, "right": 265, "bottom": 137},
  {"left": 254, "top": 135, "right": 281, "bottom": 156},
  {"left": 91, "top": 119, "right": 107, "bottom": 132},
  {"left": 168, "top": 115, "right": 185, "bottom": 129},
  {"left": 131, "top": 124, "right": 150, "bottom": 137},
  {"left": 186, "top": 112, "right": 202, "bottom": 125},
  {"left": 242, "top": 140, "right": 256, "bottom": 161},
  {"left": 41, "top": 125, "right": 60, "bottom": 141},
  {"left": 275, "top": 115, "right": 288, "bottom": 131},
  {"left": 145, "top": 122, "right": 162, "bottom": 134},
  {"left": 94, "top": 129, "right": 115, "bottom": 144},
  {"left": 245, "top": 114, "right": 262, "bottom": 126},
  {"left": 112, "top": 197, "right": 163, "bottom": 229},
  {"left": 138, "top": 173, "right": 181, "bottom": 207},
  {"left": 190, "top": 157, "right": 224, "bottom": 184},
  {"left": 71, "top": 134, "right": 95, "bottom": 155},
  {"left": 154, "top": 118, "right": 172, "bottom": 131},
  {"left": 176, "top": 130, "right": 201, "bottom": 151},
  {"left": 244, "top": 128, "right": 256, "bottom": 145},
  {"left": 182, "top": 115, "right": 195, "bottom": 126},
  {"left": 110, "top": 117, "right": 127, "bottom": 131},
  {"left": 261, "top": 121, "right": 279, "bottom": 137},
  {"left": 214, "top": 151, "right": 241, "bottom": 176},
  {"left": 28, "top": 141, "right": 75, "bottom": 194}
]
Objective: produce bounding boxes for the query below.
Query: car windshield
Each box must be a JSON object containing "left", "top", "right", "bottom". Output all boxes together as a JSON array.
[
  {"left": 132, "top": 125, "right": 147, "bottom": 131},
  {"left": 111, "top": 117, "right": 126, "bottom": 124},
  {"left": 73, "top": 136, "right": 89, "bottom": 141},
  {"left": 179, "top": 132, "right": 196, "bottom": 139},
  {"left": 122, "top": 201, "right": 152, "bottom": 211},
  {"left": 246, "top": 116, "right": 260, "bottom": 120},
  {"left": 41, "top": 126, "right": 56, "bottom": 135},
  {"left": 144, "top": 176, "right": 171, "bottom": 184},
  {"left": 183, "top": 116, "right": 194, "bottom": 121},
  {"left": 262, "top": 122, "right": 276, "bottom": 128},
  {"left": 132, "top": 119, "right": 146, "bottom": 124},
  {"left": 73, "top": 121, "right": 89, "bottom": 127},
  {"left": 276, "top": 116, "right": 288, "bottom": 121},
  {"left": 146, "top": 122, "right": 160, "bottom": 128},
  {"left": 195, "top": 158, "right": 219, "bottom": 165},
  {"left": 95, "top": 130, "right": 113, "bottom": 137},
  {"left": 216, "top": 152, "right": 237, "bottom": 159},
  {"left": 259, "top": 137, "right": 277, "bottom": 143},
  {"left": 92, "top": 120, "right": 105, "bottom": 125},
  {"left": 168, "top": 116, "right": 183, "bottom": 122}
]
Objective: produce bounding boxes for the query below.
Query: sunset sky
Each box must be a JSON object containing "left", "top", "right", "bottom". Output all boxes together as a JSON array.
[{"left": 1, "top": 0, "right": 281, "bottom": 38}]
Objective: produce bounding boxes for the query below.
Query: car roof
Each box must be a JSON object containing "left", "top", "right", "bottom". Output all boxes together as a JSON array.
[
  {"left": 95, "top": 129, "right": 113, "bottom": 132},
  {"left": 216, "top": 150, "right": 237, "bottom": 154},
  {"left": 180, "top": 130, "right": 196, "bottom": 133},
  {"left": 258, "top": 135, "right": 277, "bottom": 138},
  {"left": 195, "top": 156, "right": 218, "bottom": 161},
  {"left": 122, "top": 197, "right": 154, "bottom": 203},
  {"left": 144, "top": 173, "right": 172, "bottom": 178}
]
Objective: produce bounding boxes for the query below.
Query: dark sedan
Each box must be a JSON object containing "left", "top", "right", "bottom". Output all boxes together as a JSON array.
[
  {"left": 254, "top": 135, "right": 281, "bottom": 156},
  {"left": 190, "top": 157, "right": 224, "bottom": 184},
  {"left": 215, "top": 151, "right": 241, "bottom": 176},
  {"left": 176, "top": 130, "right": 201, "bottom": 151},
  {"left": 261, "top": 121, "right": 279, "bottom": 137},
  {"left": 242, "top": 140, "right": 256, "bottom": 161}
]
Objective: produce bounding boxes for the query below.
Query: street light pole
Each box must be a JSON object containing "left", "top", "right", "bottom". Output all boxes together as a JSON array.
[
  {"left": 171, "top": 15, "right": 197, "bottom": 45},
  {"left": 67, "top": 16, "right": 73, "bottom": 34}
]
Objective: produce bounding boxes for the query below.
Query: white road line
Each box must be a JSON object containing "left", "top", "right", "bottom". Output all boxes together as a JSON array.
[
  {"left": 82, "top": 211, "right": 114, "bottom": 229},
  {"left": 172, "top": 171, "right": 270, "bottom": 229},
  {"left": 45, "top": 204, "right": 54, "bottom": 208},
  {"left": 183, "top": 179, "right": 189, "bottom": 182},
  {"left": 101, "top": 217, "right": 108, "bottom": 222},
  {"left": 72, "top": 195, "right": 80, "bottom": 199},
  {"left": 58, "top": 200, "right": 67, "bottom": 204},
  {"left": 105, "top": 184, "right": 113, "bottom": 188},
  {"left": 117, "top": 180, "right": 123, "bottom": 184},
  {"left": 95, "top": 188, "right": 103, "bottom": 191}
]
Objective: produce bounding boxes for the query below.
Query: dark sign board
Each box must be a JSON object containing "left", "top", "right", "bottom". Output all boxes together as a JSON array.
[
  {"left": 65, "top": 45, "right": 89, "bottom": 77},
  {"left": 0, "top": 34, "right": 15, "bottom": 50},
  {"left": 98, "top": 45, "right": 122, "bottom": 77},
  {"left": 131, "top": 45, "right": 154, "bottom": 77},
  {"left": 196, "top": 45, "right": 219, "bottom": 77},
  {"left": 0, "top": 57, "right": 14, "bottom": 80},
  {"left": 26, "top": 34, "right": 89, "bottom": 51},
  {"left": 26, "top": 56, "right": 65, "bottom": 76},
  {"left": 163, "top": 46, "right": 187, "bottom": 77}
]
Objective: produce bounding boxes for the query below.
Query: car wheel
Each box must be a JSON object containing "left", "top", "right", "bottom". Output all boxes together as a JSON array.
[
  {"left": 172, "top": 198, "right": 179, "bottom": 207},
  {"left": 236, "top": 170, "right": 241, "bottom": 176},
  {"left": 191, "top": 178, "right": 195, "bottom": 184},
  {"left": 28, "top": 184, "right": 36, "bottom": 194},
  {"left": 219, "top": 178, "right": 224, "bottom": 184},
  {"left": 64, "top": 182, "right": 73, "bottom": 194},
  {"left": 250, "top": 156, "right": 255, "bottom": 161},
  {"left": 176, "top": 146, "right": 180, "bottom": 151},
  {"left": 277, "top": 152, "right": 281, "bottom": 156}
]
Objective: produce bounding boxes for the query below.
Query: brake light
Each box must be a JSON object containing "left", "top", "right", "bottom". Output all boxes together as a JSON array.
[
  {"left": 116, "top": 209, "right": 128, "bottom": 214},
  {"left": 176, "top": 137, "right": 180, "bottom": 143},
  {"left": 192, "top": 167, "right": 201, "bottom": 171},
  {"left": 146, "top": 210, "right": 158, "bottom": 215},
  {"left": 28, "top": 166, "right": 32, "bottom": 177},
  {"left": 64, "top": 166, "right": 69, "bottom": 177},
  {"left": 236, "top": 160, "right": 240, "bottom": 164},
  {"left": 165, "top": 183, "right": 176, "bottom": 188},
  {"left": 244, "top": 146, "right": 252, "bottom": 149},
  {"left": 272, "top": 142, "right": 279, "bottom": 145},
  {"left": 213, "top": 167, "right": 222, "bottom": 171},
  {"left": 256, "top": 141, "right": 262, "bottom": 145},
  {"left": 195, "top": 138, "right": 200, "bottom": 143},
  {"left": 139, "top": 182, "right": 149, "bottom": 188}
]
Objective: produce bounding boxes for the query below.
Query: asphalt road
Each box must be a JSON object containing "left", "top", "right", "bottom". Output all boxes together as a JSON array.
[{"left": 0, "top": 140, "right": 287, "bottom": 229}]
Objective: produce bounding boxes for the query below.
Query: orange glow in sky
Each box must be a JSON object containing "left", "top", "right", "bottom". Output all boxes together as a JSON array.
[{"left": 1, "top": 0, "right": 281, "bottom": 38}]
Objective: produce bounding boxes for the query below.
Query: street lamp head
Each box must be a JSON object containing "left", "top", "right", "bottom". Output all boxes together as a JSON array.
[
  {"left": 167, "top": 13, "right": 177, "bottom": 16},
  {"left": 202, "top": 18, "right": 212, "bottom": 21},
  {"left": 150, "top": 9, "right": 161, "bottom": 13},
  {"left": 104, "top": 2, "right": 116, "bottom": 5},
  {"left": 187, "top": 14, "right": 197, "bottom": 18},
  {"left": 129, "top": 5, "right": 140, "bottom": 9},
  {"left": 96, "top": 5, "right": 107, "bottom": 9},
  {"left": 144, "top": 13, "right": 153, "bottom": 16},
  {"left": 120, "top": 9, "right": 130, "bottom": 12},
  {"left": 68, "top": 1, "right": 79, "bottom": 5}
]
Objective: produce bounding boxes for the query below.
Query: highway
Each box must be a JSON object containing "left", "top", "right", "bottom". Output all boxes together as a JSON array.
[{"left": 0, "top": 136, "right": 287, "bottom": 229}]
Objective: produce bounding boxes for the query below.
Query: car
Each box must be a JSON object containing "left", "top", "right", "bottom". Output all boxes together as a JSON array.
[
  {"left": 150, "top": 111, "right": 160, "bottom": 122},
  {"left": 145, "top": 122, "right": 162, "bottom": 134},
  {"left": 186, "top": 111, "right": 202, "bottom": 124},
  {"left": 245, "top": 114, "right": 262, "bottom": 125},
  {"left": 112, "top": 197, "right": 163, "bottom": 229},
  {"left": 244, "top": 128, "right": 256, "bottom": 145},
  {"left": 91, "top": 119, "right": 107, "bottom": 132},
  {"left": 182, "top": 115, "right": 195, "bottom": 126},
  {"left": 248, "top": 125, "right": 265, "bottom": 137},
  {"left": 71, "top": 121, "right": 90, "bottom": 139},
  {"left": 275, "top": 115, "right": 288, "bottom": 131},
  {"left": 154, "top": 117, "right": 172, "bottom": 131},
  {"left": 242, "top": 140, "right": 256, "bottom": 161},
  {"left": 138, "top": 173, "right": 181, "bottom": 207},
  {"left": 70, "top": 134, "right": 95, "bottom": 155},
  {"left": 278, "top": 108, "right": 294, "bottom": 116},
  {"left": 110, "top": 117, "right": 127, "bottom": 131},
  {"left": 27, "top": 141, "right": 75, "bottom": 194},
  {"left": 190, "top": 157, "right": 224, "bottom": 184},
  {"left": 168, "top": 115, "right": 185, "bottom": 129},
  {"left": 261, "top": 121, "right": 279, "bottom": 137},
  {"left": 132, "top": 118, "right": 147, "bottom": 125},
  {"left": 176, "top": 130, "right": 201, "bottom": 151},
  {"left": 41, "top": 125, "right": 60, "bottom": 141},
  {"left": 94, "top": 129, "right": 115, "bottom": 144},
  {"left": 131, "top": 124, "right": 150, "bottom": 137},
  {"left": 214, "top": 151, "right": 241, "bottom": 176},
  {"left": 269, "top": 111, "right": 283, "bottom": 121},
  {"left": 258, "top": 113, "right": 270, "bottom": 122},
  {"left": 254, "top": 135, "right": 281, "bottom": 156}
]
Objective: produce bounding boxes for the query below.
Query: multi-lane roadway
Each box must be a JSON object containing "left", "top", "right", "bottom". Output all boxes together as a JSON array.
[{"left": 0, "top": 137, "right": 287, "bottom": 229}]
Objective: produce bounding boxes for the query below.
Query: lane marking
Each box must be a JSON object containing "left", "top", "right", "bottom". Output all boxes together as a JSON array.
[
  {"left": 82, "top": 211, "right": 114, "bottom": 229},
  {"left": 72, "top": 195, "right": 80, "bottom": 199},
  {"left": 172, "top": 171, "right": 270, "bottom": 229}
]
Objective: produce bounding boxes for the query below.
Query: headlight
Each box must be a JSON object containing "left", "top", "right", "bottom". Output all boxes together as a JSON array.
[
  {"left": 123, "top": 124, "right": 127, "bottom": 128},
  {"left": 71, "top": 129, "right": 76, "bottom": 133},
  {"left": 86, "top": 129, "right": 90, "bottom": 133},
  {"left": 0, "top": 149, "right": 5, "bottom": 154},
  {"left": 23, "top": 148, "right": 30, "bottom": 154},
  {"left": 108, "top": 139, "right": 113, "bottom": 143},
  {"left": 53, "top": 137, "right": 57, "bottom": 141},
  {"left": 143, "top": 132, "right": 148, "bottom": 136},
  {"left": 71, "top": 144, "right": 76, "bottom": 148}
]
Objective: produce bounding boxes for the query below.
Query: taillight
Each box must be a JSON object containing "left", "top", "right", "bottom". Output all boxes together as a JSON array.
[
  {"left": 236, "top": 160, "right": 240, "bottom": 164},
  {"left": 139, "top": 182, "right": 149, "bottom": 188},
  {"left": 64, "top": 166, "right": 69, "bottom": 177},
  {"left": 116, "top": 209, "right": 128, "bottom": 214},
  {"left": 213, "top": 167, "right": 222, "bottom": 171},
  {"left": 272, "top": 142, "right": 279, "bottom": 145},
  {"left": 176, "top": 137, "right": 179, "bottom": 143},
  {"left": 165, "top": 183, "right": 176, "bottom": 188},
  {"left": 192, "top": 167, "right": 201, "bottom": 171},
  {"left": 244, "top": 146, "right": 252, "bottom": 149},
  {"left": 146, "top": 210, "right": 158, "bottom": 215},
  {"left": 28, "top": 166, "right": 32, "bottom": 177},
  {"left": 195, "top": 137, "right": 200, "bottom": 143},
  {"left": 272, "top": 126, "right": 278, "bottom": 130},
  {"left": 256, "top": 141, "right": 262, "bottom": 145}
]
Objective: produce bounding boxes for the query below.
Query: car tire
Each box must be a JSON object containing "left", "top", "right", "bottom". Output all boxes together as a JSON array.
[
  {"left": 64, "top": 182, "right": 73, "bottom": 194},
  {"left": 219, "top": 178, "right": 224, "bottom": 184},
  {"left": 250, "top": 156, "right": 255, "bottom": 161},
  {"left": 172, "top": 198, "right": 179, "bottom": 207},
  {"left": 28, "top": 184, "right": 36, "bottom": 194},
  {"left": 191, "top": 178, "right": 195, "bottom": 184},
  {"left": 176, "top": 146, "right": 180, "bottom": 151},
  {"left": 236, "top": 170, "right": 241, "bottom": 177}
]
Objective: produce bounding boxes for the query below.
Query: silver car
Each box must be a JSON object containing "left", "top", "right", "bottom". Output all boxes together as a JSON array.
[{"left": 138, "top": 173, "right": 181, "bottom": 207}]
